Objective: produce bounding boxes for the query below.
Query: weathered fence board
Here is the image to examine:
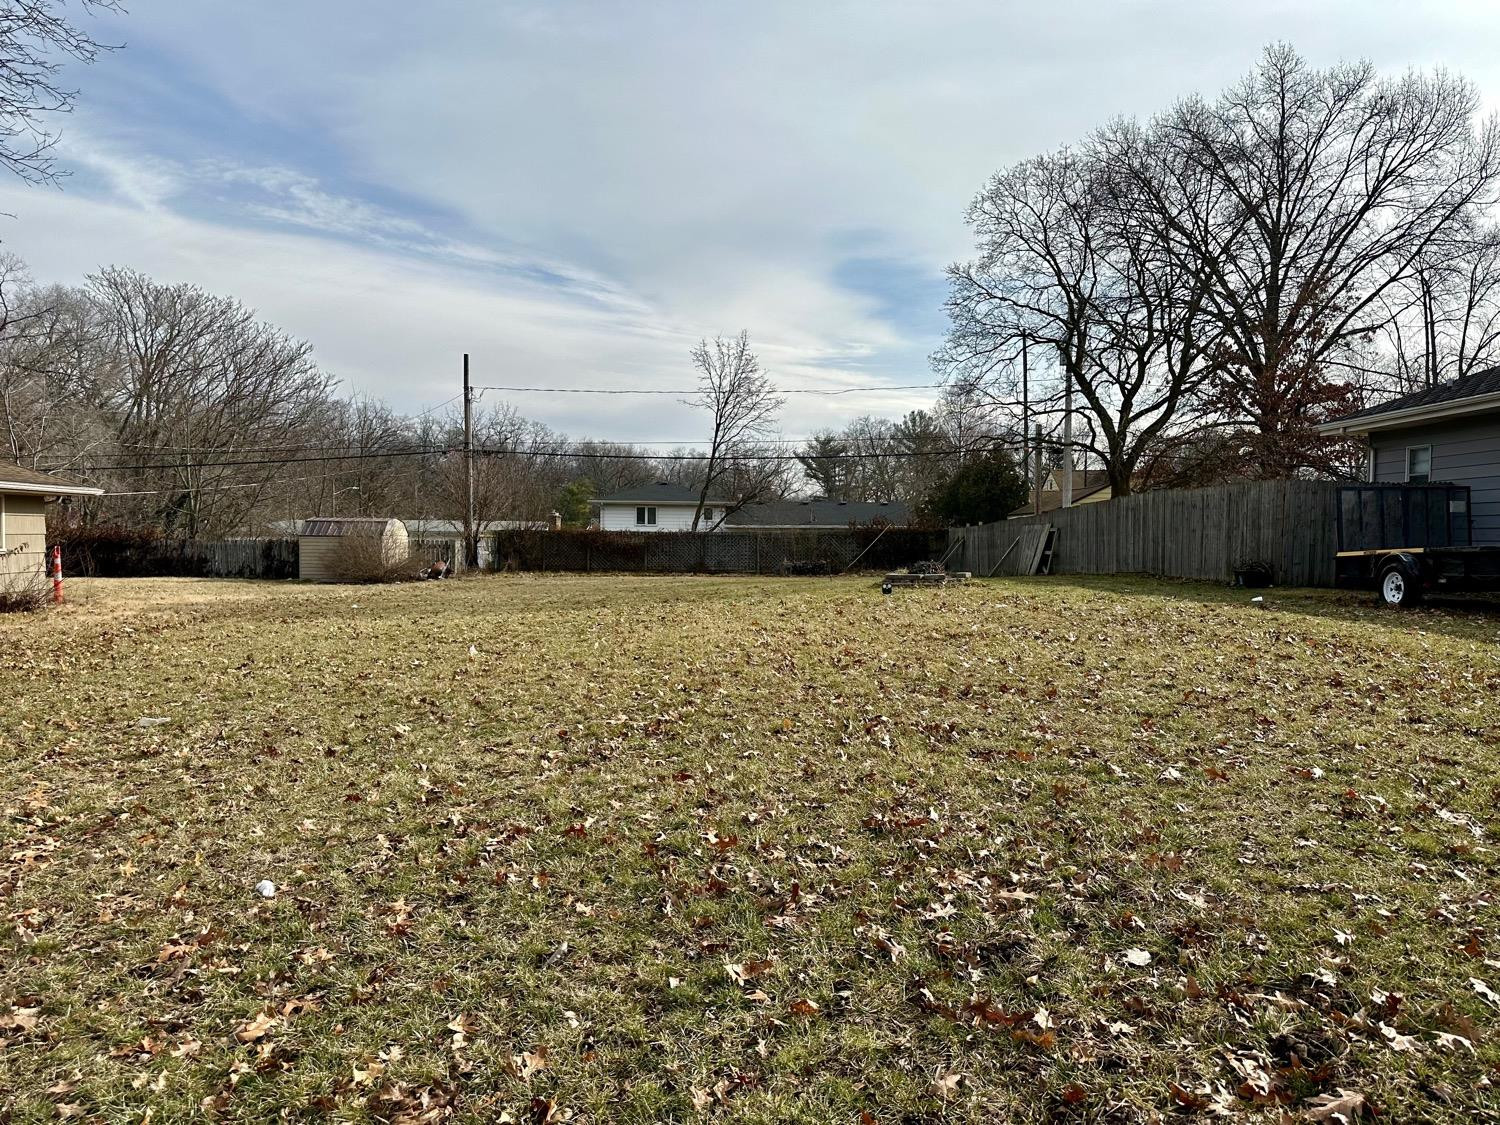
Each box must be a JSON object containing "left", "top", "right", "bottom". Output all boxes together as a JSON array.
[{"left": 947, "top": 480, "right": 1348, "bottom": 587}]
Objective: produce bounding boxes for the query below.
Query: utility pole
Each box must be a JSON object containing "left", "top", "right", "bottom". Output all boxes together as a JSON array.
[
  {"left": 1020, "top": 336, "right": 1030, "bottom": 494},
  {"left": 463, "top": 353, "right": 477, "bottom": 570},
  {"left": 1059, "top": 344, "right": 1074, "bottom": 509},
  {"left": 1033, "top": 423, "right": 1043, "bottom": 517}
]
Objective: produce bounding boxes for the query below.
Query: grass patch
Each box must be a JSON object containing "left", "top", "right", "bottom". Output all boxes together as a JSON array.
[{"left": 1, "top": 574, "right": 1498, "bottom": 1122}]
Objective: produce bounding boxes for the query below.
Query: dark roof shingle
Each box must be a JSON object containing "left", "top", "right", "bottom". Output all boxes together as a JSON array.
[
  {"left": 725, "top": 499, "right": 909, "bottom": 527},
  {"left": 597, "top": 481, "right": 726, "bottom": 505},
  {"left": 1334, "top": 367, "right": 1500, "bottom": 423}
]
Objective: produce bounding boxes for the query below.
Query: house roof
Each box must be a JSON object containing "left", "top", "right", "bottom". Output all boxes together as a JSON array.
[
  {"left": 300, "top": 517, "right": 406, "bottom": 538},
  {"left": 402, "top": 518, "right": 542, "bottom": 536},
  {"left": 0, "top": 462, "right": 102, "bottom": 497},
  {"left": 1009, "top": 471, "right": 1112, "bottom": 517},
  {"left": 1320, "top": 367, "right": 1500, "bottom": 434},
  {"left": 595, "top": 481, "right": 728, "bottom": 505},
  {"left": 725, "top": 499, "right": 910, "bottom": 527}
]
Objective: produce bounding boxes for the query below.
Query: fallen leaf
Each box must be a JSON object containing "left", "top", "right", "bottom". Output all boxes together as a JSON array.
[
  {"left": 1304, "top": 1089, "right": 1366, "bottom": 1123},
  {"left": 931, "top": 1072, "right": 963, "bottom": 1099},
  {"left": 1470, "top": 978, "right": 1500, "bottom": 1008},
  {"left": 234, "top": 1011, "right": 278, "bottom": 1043}
]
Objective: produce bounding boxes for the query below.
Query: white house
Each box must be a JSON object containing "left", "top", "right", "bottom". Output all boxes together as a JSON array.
[{"left": 593, "top": 481, "right": 730, "bottom": 531}]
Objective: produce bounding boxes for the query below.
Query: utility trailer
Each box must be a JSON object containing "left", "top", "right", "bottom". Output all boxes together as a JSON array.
[{"left": 1334, "top": 483, "right": 1500, "bottom": 607}]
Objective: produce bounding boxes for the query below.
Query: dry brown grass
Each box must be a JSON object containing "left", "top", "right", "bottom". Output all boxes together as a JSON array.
[{"left": 1, "top": 574, "right": 1498, "bottom": 1122}]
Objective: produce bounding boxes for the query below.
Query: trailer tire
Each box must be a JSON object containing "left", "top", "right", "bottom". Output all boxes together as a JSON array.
[{"left": 1379, "top": 562, "right": 1423, "bottom": 608}]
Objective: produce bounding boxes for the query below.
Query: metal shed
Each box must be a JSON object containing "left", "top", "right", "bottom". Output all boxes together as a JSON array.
[{"left": 298, "top": 517, "right": 409, "bottom": 582}]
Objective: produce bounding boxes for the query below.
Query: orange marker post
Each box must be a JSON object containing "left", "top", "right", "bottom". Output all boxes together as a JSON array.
[{"left": 51, "top": 545, "right": 63, "bottom": 605}]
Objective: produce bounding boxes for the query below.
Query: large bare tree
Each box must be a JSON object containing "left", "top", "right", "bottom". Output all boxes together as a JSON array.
[
  {"left": 940, "top": 145, "right": 1218, "bottom": 497},
  {"left": 85, "top": 267, "right": 333, "bottom": 537},
  {"left": 0, "top": 1, "right": 122, "bottom": 185},
  {"left": 1100, "top": 44, "right": 1500, "bottom": 477},
  {"left": 684, "top": 331, "right": 783, "bottom": 530}
]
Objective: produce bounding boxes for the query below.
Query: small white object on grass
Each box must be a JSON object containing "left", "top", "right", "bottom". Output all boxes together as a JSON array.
[
  {"left": 468, "top": 643, "right": 478, "bottom": 658},
  {"left": 1250, "top": 596, "right": 1264, "bottom": 604},
  {"left": 255, "top": 879, "right": 277, "bottom": 899},
  {"left": 135, "top": 717, "right": 171, "bottom": 727}
]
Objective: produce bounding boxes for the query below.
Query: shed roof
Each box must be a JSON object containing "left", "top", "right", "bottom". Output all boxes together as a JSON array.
[
  {"left": 0, "top": 462, "right": 102, "bottom": 497},
  {"left": 300, "top": 517, "right": 406, "bottom": 538}
]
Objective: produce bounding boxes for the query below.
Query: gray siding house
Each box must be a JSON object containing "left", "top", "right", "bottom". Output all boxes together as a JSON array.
[{"left": 1320, "top": 368, "right": 1500, "bottom": 544}]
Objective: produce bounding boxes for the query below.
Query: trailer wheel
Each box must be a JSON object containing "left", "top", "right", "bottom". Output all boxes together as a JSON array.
[{"left": 1379, "top": 562, "right": 1422, "bottom": 608}]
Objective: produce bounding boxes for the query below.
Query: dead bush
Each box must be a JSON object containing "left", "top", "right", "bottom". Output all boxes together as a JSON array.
[
  {"left": 0, "top": 566, "right": 50, "bottom": 613},
  {"left": 325, "top": 534, "right": 420, "bottom": 583}
]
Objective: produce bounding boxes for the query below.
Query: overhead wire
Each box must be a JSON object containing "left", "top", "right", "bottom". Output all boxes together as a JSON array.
[
  {"left": 58, "top": 438, "right": 1016, "bottom": 475},
  {"left": 472, "top": 382, "right": 944, "bottom": 397}
]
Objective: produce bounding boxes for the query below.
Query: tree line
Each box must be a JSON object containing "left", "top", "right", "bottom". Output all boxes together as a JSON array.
[
  {"left": 2, "top": 263, "right": 1016, "bottom": 538},
  {"left": 939, "top": 44, "right": 1500, "bottom": 497}
]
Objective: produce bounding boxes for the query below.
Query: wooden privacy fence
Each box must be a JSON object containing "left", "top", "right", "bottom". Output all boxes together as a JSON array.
[
  {"left": 62, "top": 537, "right": 299, "bottom": 579},
  {"left": 492, "top": 527, "right": 945, "bottom": 575},
  {"left": 948, "top": 480, "right": 1346, "bottom": 587}
]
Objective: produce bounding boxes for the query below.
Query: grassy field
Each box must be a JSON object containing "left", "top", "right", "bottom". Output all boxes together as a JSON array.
[{"left": 2, "top": 574, "right": 1499, "bottom": 1123}]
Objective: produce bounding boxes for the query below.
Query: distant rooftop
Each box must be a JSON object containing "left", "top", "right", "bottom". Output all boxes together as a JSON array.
[
  {"left": 0, "top": 462, "right": 102, "bottom": 496},
  {"left": 726, "top": 498, "right": 910, "bottom": 527},
  {"left": 595, "top": 481, "right": 727, "bottom": 505}
]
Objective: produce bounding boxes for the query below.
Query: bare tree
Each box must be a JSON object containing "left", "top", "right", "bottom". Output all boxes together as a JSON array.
[
  {"left": 1101, "top": 44, "right": 1500, "bottom": 477},
  {"left": 0, "top": 266, "right": 110, "bottom": 469},
  {"left": 940, "top": 145, "right": 1217, "bottom": 497},
  {"left": 85, "top": 267, "right": 333, "bottom": 536},
  {"left": 0, "top": 1, "right": 122, "bottom": 185},
  {"left": 1371, "top": 220, "right": 1500, "bottom": 392},
  {"left": 684, "top": 331, "right": 783, "bottom": 530}
]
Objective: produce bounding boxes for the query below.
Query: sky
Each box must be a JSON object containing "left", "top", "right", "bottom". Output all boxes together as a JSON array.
[{"left": 10, "top": 0, "right": 1500, "bottom": 443}]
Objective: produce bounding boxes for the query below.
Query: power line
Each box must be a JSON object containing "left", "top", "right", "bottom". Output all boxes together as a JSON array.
[
  {"left": 472, "top": 382, "right": 944, "bottom": 397},
  {"left": 101, "top": 466, "right": 364, "bottom": 498},
  {"left": 58, "top": 438, "right": 1017, "bottom": 475},
  {"left": 412, "top": 392, "right": 463, "bottom": 417}
]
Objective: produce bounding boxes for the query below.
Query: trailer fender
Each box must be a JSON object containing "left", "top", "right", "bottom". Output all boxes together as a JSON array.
[{"left": 1379, "top": 552, "right": 1426, "bottom": 581}]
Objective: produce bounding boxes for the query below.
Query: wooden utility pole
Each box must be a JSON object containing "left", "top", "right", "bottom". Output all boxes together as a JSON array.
[
  {"left": 1020, "top": 336, "right": 1030, "bottom": 493},
  {"left": 463, "top": 353, "right": 477, "bottom": 570},
  {"left": 1059, "top": 345, "right": 1074, "bottom": 509},
  {"left": 1033, "top": 423, "right": 1043, "bottom": 517}
]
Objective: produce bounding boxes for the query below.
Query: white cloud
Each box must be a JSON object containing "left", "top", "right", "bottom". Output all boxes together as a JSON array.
[{"left": 22, "top": 0, "right": 1500, "bottom": 442}]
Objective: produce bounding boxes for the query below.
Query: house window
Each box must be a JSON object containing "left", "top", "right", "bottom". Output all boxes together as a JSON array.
[
  {"left": 636, "top": 506, "right": 657, "bottom": 526},
  {"left": 702, "top": 507, "right": 714, "bottom": 523},
  {"left": 1406, "top": 446, "right": 1432, "bottom": 484}
]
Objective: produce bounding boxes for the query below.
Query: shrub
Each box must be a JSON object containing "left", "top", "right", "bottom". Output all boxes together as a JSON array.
[
  {"left": 326, "top": 534, "right": 420, "bottom": 583},
  {"left": 48, "top": 522, "right": 166, "bottom": 578},
  {"left": 0, "top": 567, "right": 50, "bottom": 613}
]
